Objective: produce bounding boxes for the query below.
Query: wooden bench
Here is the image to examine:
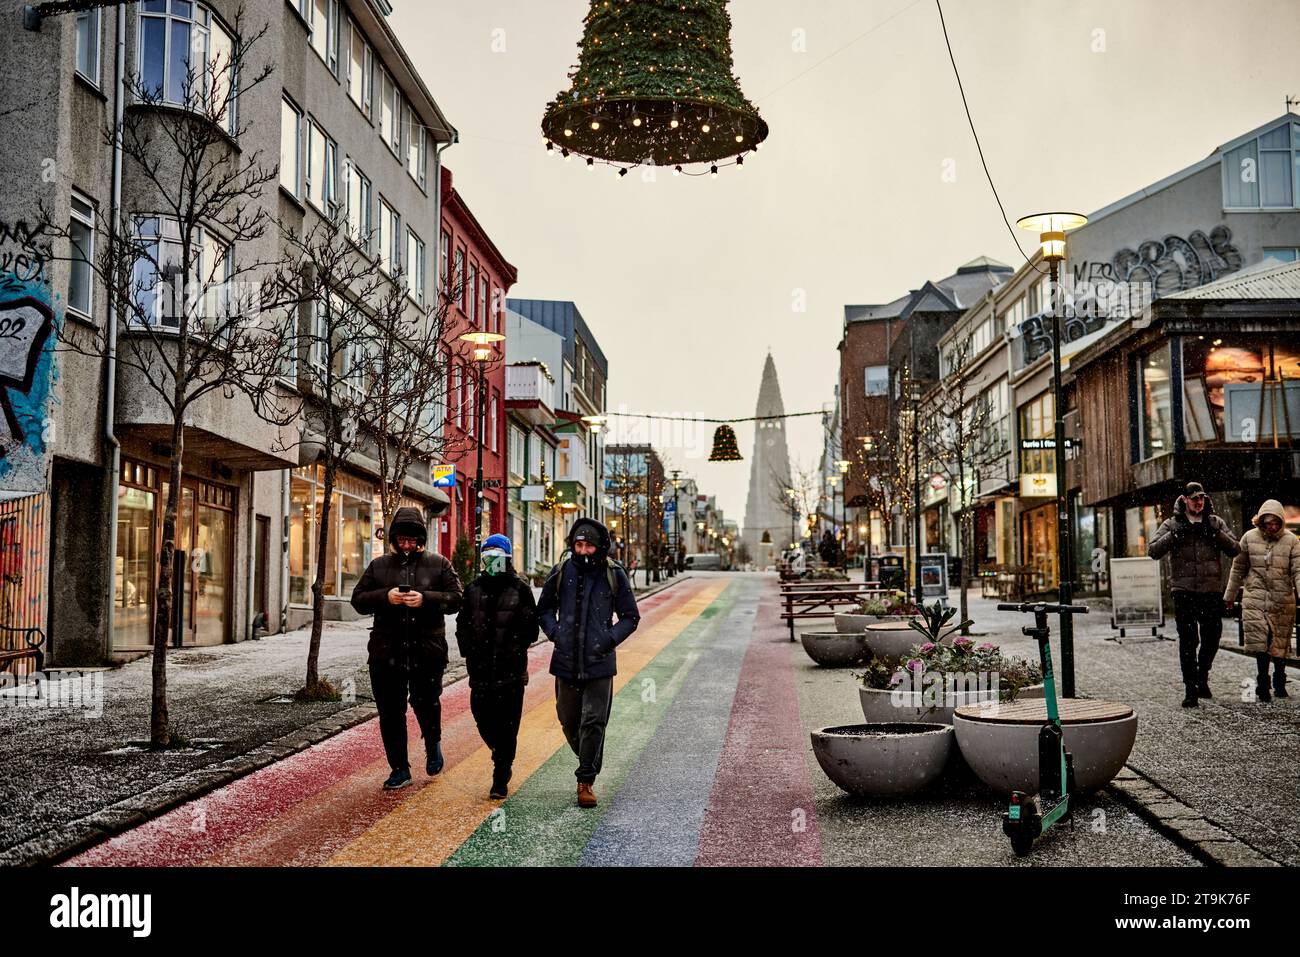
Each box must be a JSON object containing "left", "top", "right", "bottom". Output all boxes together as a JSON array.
[
  {"left": 0, "top": 625, "right": 45, "bottom": 679},
  {"left": 779, "top": 582, "right": 888, "bottom": 643}
]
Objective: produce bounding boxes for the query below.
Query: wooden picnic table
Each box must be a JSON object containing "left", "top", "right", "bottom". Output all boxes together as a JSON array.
[{"left": 778, "top": 582, "right": 890, "bottom": 642}]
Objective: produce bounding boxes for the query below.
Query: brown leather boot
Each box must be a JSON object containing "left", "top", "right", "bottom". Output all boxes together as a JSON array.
[{"left": 576, "top": 782, "right": 598, "bottom": 808}]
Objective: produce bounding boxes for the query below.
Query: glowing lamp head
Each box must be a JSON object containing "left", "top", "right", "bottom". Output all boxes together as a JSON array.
[{"left": 1016, "top": 211, "right": 1087, "bottom": 262}]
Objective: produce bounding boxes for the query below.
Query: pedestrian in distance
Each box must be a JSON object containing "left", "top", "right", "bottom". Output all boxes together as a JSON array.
[
  {"left": 1147, "top": 481, "right": 1240, "bottom": 707},
  {"left": 1223, "top": 499, "right": 1300, "bottom": 703},
  {"left": 455, "top": 534, "right": 538, "bottom": 799},
  {"left": 351, "top": 507, "right": 463, "bottom": 790},
  {"left": 538, "top": 517, "right": 640, "bottom": 808}
]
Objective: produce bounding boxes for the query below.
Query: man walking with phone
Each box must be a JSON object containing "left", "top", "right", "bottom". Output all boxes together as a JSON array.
[
  {"left": 351, "top": 507, "right": 463, "bottom": 790},
  {"left": 1148, "top": 481, "right": 1240, "bottom": 707},
  {"left": 538, "top": 517, "right": 640, "bottom": 808}
]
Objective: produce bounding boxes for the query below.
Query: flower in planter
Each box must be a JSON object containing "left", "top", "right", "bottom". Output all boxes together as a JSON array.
[
  {"left": 952, "top": 636, "right": 974, "bottom": 651},
  {"left": 919, "top": 641, "right": 936, "bottom": 653},
  {"left": 977, "top": 642, "right": 997, "bottom": 652},
  {"left": 905, "top": 658, "right": 925, "bottom": 675},
  {"left": 855, "top": 656, "right": 905, "bottom": 691},
  {"left": 906, "top": 600, "right": 974, "bottom": 645}
]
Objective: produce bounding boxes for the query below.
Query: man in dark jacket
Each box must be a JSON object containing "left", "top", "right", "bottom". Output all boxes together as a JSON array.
[
  {"left": 351, "top": 507, "right": 462, "bottom": 790},
  {"left": 456, "top": 534, "right": 537, "bottom": 799},
  {"left": 1148, "top": 481, "right": 1240, "bottom": 707},
  {"left": 538, "top": 517, "right": 640, "bottom": 808}
]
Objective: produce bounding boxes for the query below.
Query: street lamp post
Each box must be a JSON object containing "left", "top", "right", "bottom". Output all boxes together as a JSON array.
[
  {"left": 458, "top": 331, "right": 506, "bottom": 559},
  {"left": 1016, "top": 211, "right": 1088, "bottom": 699}
]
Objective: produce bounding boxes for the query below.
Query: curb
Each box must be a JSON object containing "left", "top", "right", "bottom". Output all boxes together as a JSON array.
[
  {"left": 0, "top": 664, "right": 476, "bottom": 868},
  {"left": 1106, "top": 765, "right": 1282, "bottom": 867}
]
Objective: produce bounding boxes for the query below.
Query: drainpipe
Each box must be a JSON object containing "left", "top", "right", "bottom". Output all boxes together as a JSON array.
[
  {"left": 102, "top": 8, "right": 126, "bottom": 656},
  {"left": 280, "top": 469, "right": 289, "bottom": 633},
  {"left": 245, "top": 478, "right": 255, "bottom": 640}
]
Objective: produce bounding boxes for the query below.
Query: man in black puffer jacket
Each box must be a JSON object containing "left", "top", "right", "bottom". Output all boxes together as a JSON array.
[
  {"left": 538, "top": 517, "right": 639, "bottom": 808},
  {"left": 1148, "top": 481, "right": 1240, "bottom": 707},
  {"left": 456, "top": 534, "right": 538, "bottom": 799},
  {"left": 351, "top": 506, "right": 462, "bottom": 790}
]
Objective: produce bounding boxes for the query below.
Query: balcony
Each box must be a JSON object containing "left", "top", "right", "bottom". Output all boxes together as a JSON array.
[{"left": 506, "top": 363, "right": 555, "bottom": 427}]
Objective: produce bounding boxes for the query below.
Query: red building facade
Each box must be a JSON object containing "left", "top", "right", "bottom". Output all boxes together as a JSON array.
[{"left": 438, "top": 166, "right": 517, "bottom": 557}]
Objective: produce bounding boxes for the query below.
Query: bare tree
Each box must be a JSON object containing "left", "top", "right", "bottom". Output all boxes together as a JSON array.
[
  {"left": 40, "top": 8, "right": 291, "bottom": 747},
  {"left": 919, "top": 336, "right": 1003, "bottom": 633}
]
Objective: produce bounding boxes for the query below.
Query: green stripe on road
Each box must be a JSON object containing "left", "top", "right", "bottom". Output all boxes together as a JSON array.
[{"left": 444, "top": 585, "right": 738, "bottom": 867}]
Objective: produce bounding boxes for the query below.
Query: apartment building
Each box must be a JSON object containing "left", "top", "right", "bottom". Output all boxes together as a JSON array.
[{"left": 0, "top": 0, "right": 457, "bottom": 660}]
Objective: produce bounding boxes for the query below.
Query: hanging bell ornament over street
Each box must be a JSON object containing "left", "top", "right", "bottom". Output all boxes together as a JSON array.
[
  {"left": 708, "top": 423, "right": 743, "bottom": 462},
  {"left": 541, "top": 0, "right": 768, "bottom": 167}
]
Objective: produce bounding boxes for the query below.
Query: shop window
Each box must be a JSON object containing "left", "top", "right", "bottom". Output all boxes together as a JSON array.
[
  {"left": 114, "top": 484, "right": 155, "bottom": 648},
  {"left": 1137, "top": 344, "right": 1172, "bottom": 459},
  {"left": 1182, "top": 337, "right": 1300, "bottom": 444},
  {"left": 1125, "top": 505, "right": 1162, "bottom": 557}
]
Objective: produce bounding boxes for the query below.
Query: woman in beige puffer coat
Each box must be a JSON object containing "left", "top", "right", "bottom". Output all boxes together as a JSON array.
[{"left": 1223, "top": 499, "right": 1300, "bottom": 701}]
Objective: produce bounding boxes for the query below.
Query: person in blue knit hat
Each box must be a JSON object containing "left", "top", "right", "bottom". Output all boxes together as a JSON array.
[{"left": 455, "top": 533, "right": 538, "bottom": 798}]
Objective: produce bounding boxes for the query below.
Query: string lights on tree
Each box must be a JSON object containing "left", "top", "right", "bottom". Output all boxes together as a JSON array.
[{"left": 541, "top": 0, "right": 768, "bottom": 179}]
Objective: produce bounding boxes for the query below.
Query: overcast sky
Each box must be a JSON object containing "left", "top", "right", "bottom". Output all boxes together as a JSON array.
[{"left": 393, "top": 0, "right": 1299, "bottom": 522}]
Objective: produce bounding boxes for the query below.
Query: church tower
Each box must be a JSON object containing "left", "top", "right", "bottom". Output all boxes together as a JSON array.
[{"left": 742, "top": 353, "right": 793, "bottom": 568}]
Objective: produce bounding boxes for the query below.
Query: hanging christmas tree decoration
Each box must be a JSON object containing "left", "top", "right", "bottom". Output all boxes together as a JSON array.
[
  {"left": 708, "top": 424, "right": 743, "bottom": 461},
  {"left": 541, "top": 0, "right": 768, "bottom": 172}
]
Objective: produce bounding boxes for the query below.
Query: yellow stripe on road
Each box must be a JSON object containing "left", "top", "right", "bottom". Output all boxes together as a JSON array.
[{"left": 326, "top": 581, "right": 729, "bottom": 867}]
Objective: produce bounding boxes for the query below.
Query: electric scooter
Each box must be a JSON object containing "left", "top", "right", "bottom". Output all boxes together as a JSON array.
[{"left": 995, "top": 601, "right": 1089, "bottom": 857}]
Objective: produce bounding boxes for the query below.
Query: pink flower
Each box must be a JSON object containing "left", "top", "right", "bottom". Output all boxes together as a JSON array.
[
  {"left": 888, "top": 671, "right": 904, "bottom": 687},
  {"left": 919, "top": 642, "right": 937, "bottom": 653},
  {"left": 906, "top": 658, "right": 925, "bottom": 675},
  {"left": 977, "top": 642, "right": 997, "bottom": 652},
  {"left": 953, "top": 636, "right": 974, "bottom": 649}
]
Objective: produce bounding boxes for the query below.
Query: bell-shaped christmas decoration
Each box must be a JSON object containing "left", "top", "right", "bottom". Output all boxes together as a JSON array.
[
  {"left": 542, "top": 0, "right": 768, "bottom": 167},
  {"left": 708, "top": 423, "right": 743, "bottom": 462}
]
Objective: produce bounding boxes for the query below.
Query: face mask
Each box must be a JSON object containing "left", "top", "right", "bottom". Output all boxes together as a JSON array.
[
  {"left": 573, "top": 549, "right": 597, "bottom": 570},
  {"left": 482, "top": 549, "right": 508, "bottom": 576}
]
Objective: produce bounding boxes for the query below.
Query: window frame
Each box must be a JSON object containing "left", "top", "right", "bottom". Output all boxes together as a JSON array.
[
  {"left": 377, "top": 197, "right": 399, "bottom": 276},
  {"left": 75, "top": 7, "right": 101, "bottom": 85},
  {"left": 304, "top": 116, "right": 338, "bottom": 216},
  {"left": 343, "top": 158, "right": 372, "bottom": 252},
  {"left": 280, "top": 95, "right": 303, "bottom": 198},
  {"left": 303, "top": 0, "right": 338, "bottom": 72},
  {"left": 130, "top": 215, "right": 232, "bottom": 332},
  {"left": 67, "top": 191, "right": 96, "bottom": 319},
  {"left": 405, "top": 227, "right": 425, "bottom": 305},
  {"left": 1221, "top": 121, "right": 1300, "bottom": 211},
  {"left": 137, "top": 2, "right": 238, "bottom": 134},
  {"left": 345, "top": 15, "right": 372, "bottom": 117}
]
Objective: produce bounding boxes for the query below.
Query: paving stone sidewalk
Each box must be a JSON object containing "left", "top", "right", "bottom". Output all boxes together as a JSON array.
[{"left": 959, "top": 594, "right": 1298, "bottom": 866}]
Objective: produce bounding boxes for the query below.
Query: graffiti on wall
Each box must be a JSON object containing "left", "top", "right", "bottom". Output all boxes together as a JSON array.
[
  {"left": 0, "top": 221, "right": 58, "bottom": 494},
  {"left": 1070, "top": 225, "right": 1243, "bottom": 299},
  {"left": 1019, "top": 226, "right": 1245, "bottom": 366}
]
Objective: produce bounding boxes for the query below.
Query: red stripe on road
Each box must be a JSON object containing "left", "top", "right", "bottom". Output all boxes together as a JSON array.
[{"left": 695, "top": 585, "right": 823, "bottom": 866}]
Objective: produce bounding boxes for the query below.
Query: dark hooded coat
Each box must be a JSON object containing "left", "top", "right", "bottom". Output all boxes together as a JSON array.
[
  {"left": 1147, "top": 494, "right": 1239, "bottom": 593},
  {"left": 350, "top": 506, "right": 463, "bottom": 669},
  {"left": 538, "top": 517, "right": 640, "bottom": 681},
  {"left": 456, "top": 561, "right": 538, "bottom": 689}
]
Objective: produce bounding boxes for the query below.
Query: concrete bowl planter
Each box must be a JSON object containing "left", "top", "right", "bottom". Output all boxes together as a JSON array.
[
  {"left": 953, "top": 699, "right": 1137, "bottom": 795},
  {"left": 863, "top": 621, "right": 922, "bottom": 661},
  {"left": 799, "top": 631, "right": 870, "bottom": 667},
  {"left": 811, "top": 723, "right": 954, "bottom": 798},
  {"left": 834, "top": 613, "right": 872, "bottom": 634},
  {"left": 858, "top": 682, "right": 1046, "bottom": 725}
]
